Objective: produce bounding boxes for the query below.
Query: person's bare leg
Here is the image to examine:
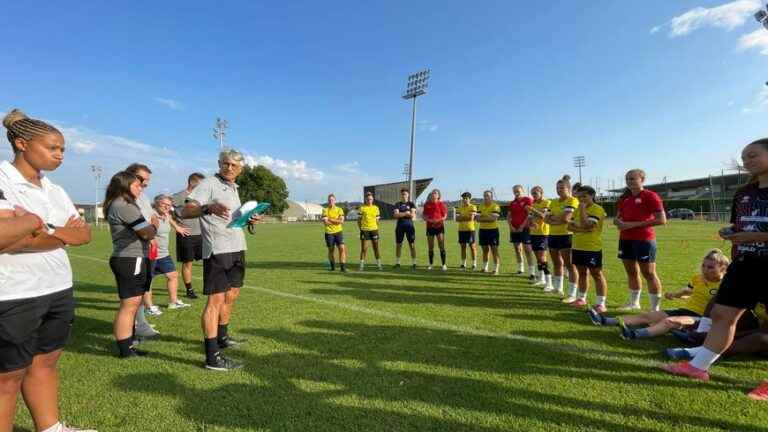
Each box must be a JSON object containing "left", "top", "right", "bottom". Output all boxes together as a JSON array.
[
  {"left": 166, "top": 271, "right": 179, "bottom": 304},
  {"left": 0, "top": 369, "right": 26, "bottom": 432},
  {"left": 182, "top": 261, "right": 193, "bottom": 286},
  {"left": 219, "top": 287, "right": 241, "bottom": 327},
  {"left": 21, "top": 350, "right": 63, "bottom": 431},
  {"left": 114, "top": 296, "right": 142, "bottom": 340},
  {"left": 372, "top": 239, "right": 380, "bottom": 260},
  {"left": 591, "top": 268, "right": 607, "bottom": 297},
  {"left": 339, "top": 244, "right": 347, "bottom": 265},
  {"left": 640, "top": 262, "right": 662, "bottom": 295},
  {"left": 623, "top": 311, "right": 668, "bottom": 327},
  {"left": 202, "top": 293, "right": 225, "bottom": 338},
  {"left": 622, "top": 259, "right": 642, "bottom": 306}
]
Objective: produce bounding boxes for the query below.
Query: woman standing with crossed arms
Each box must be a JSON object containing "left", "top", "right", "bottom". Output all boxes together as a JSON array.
[
  {"left": 423, "top": 189, "right": 448, "bottom": 271},
  {"left": 546, "top": 176, "right": 579, "bottom": 298}
]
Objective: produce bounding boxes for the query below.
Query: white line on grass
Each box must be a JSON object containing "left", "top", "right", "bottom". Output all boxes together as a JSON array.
[{"left": 69, "top": 253, "right": 660, "bottom": 369}]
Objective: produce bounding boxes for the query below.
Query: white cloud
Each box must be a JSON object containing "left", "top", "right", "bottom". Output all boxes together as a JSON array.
[
  {"left": 417, "top": 120, "right": 439, "bottom": 132},
  {"left": 153, "top": 97, "right": 184, "bottom": 111},
  {"left": 738, "top": 28, "right": 768, "bottom": 54},
  {"left": 56, "top": 124, "right": 176, "bottom": 159},
  {"left": 72, "top": 140, "right": 96, "bottom": 154},
  {"left": 653, "top": 0, "right": 762, "bottom": 37},
  {"left": 741, "top": 86, "right": 768, "bottom": 113},
  {"left": 244, "top": 154, "right": 324, "bottom": 182},
  {"left": 334, "top": 161, "right": 361, "bottom": 174}
]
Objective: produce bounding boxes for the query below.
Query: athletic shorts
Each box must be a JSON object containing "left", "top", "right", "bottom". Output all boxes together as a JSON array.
[
  {"left": 203, "top": 251, "right": 246, "bottom": 295},
  {"left": 176, "top": 234, "right": 203, "bottom": 263},
  {"left": 572, "top": 250, "right": 603, "bottom": 269},
  {"left": 325, "top": 232, "right": 344, "bottom": 247},
  {"left": 426, "top": 226, "right": 445, "bottom": 237},
  {"left": 617, "top": 239, "right": 657, "bottom": 263},
  {"left": 478, "top": 228, "right": 500, "bottom": 246},
  {"left": 664, "top": 308, "right": 700, "bottom": 318},
  {"left": 0, "top": 288, "right": 74, "bottom": 373},
  {"left": 152, "top": 256, "right": 176, "bottom": 276},
  {"left": 360, "top": 230, "right": 379, "bottom": 241},
  {"left": 110, "top": 256, "right": 152, "bottom": 299},
  {"left": 714, "top": 256, "right": 768, "bottom": 310},
  {"left": 458, "top": 230, "right": 475, "bottom": 245},
  {"left": 530, "top": 235, "right": 548, "bottom": 251},
  {"left": 395, "top": 225, "right": 416, "bottom": 244},
  {"left": 510, "top": 228, "right": 531, "bottom": 245},
  {"left": 548, "top": 234, "right": 572, "bottom": 250}
]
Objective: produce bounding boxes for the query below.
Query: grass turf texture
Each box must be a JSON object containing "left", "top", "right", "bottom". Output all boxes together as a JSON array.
[{"left": 12, "top": 220, "right": 768, "bottom": 431}]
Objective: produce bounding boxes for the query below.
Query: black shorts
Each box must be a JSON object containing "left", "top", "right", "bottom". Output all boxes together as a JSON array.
[
  {"left": 203, "top": 251, "right": 246, "bottom": 295},
  {"left": 458, "top": 230, "right": 475, "bottom": 245},
  {"left": 396, "top": 225, "right": 416, "bottom": 244},
  {"left": 572, "top": 250, "right": 603, "bottom": 268},
  {"left": 478, "top": 228, "right": 500, "bottom": 246},
  {"left": 618, "top": 239, "right": 657, "bottom": 263},
  {"left": 325, "top": 232, "right": 345, "bottom": 247},
  {"left": 426, "top": 226, "right": 445, "bottom": 237},
  {"left": 176, "top": 234, "right": 203, "bottom": 263},
  {"left": 0, "top": 288, "right": 74, "bottom": 373},
  {"left": 360, "top": 230, "right": 379, "bottom": 241},
  {"left": 110, "top": 256, "right": 152, "bottom": 299},
  {"left": 664, "top": 308, "right": 701, "bottom": 318},
  {"left": 530, "top": 235, "right": 548, "bottom": 251},
  {"left": 714, "top": 257, "right": 768, "bottom": 310},
  {"left": 510, "top": 229, "right": 531, "bottom": 245},
  {"left": 548, "top": 234, "right": 572, "bottom": 250}
]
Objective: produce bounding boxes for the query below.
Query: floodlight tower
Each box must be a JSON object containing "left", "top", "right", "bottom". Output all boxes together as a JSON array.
[
  {"left": 573, "top": 156, "right": 586, "bottom": 184},
  {"left": 755, "top": 4, "right": 768, "bottom": 30},
  {"left": 403, "top": 69, "right": 430, "bottom": 199},
  {"left": 213, "top": 117, "right": 229, "bottom": 151},
  {"left": 90, "top": 164, "right": 102, "bottom": 205}
]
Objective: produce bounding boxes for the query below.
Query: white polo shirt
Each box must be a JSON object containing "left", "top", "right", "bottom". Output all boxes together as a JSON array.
[{"left": 0, "top": 161, "right": 78, "bottom": 301}]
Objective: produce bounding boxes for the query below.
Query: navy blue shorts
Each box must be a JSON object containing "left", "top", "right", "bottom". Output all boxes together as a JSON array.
[
  {"left": 530, "top": 235, "right": 548, "bottom": 251},
  {"left": 360, "top": 230, "right": 379, "bottom": 241},
  {"left": 325, "top": 232, "right": 344, "bottom": 247},
  {"left": 572, "top": 250, "right": 603, "bottom": 269},
  {"left": 510, "top": 228, "right": 531, "bottom": 245},
  {"left": 548, "top": 234, "right": 572, "bottom": 250},
  {"left": 152, "top": 256, "right": 176, "bottom": 276},
  {"left": 664, "top": 308, "right": 700, "bottom": 318},
  {"left": 618, "top": 240, "right": 657, "bottom": 263},
  {"left": 478, "top": 228, "right": 500, "bottom": 246},
  {"left": 426, "top": 226, "right": 445, "bottom": 237},
  {"left": 395, "top": 225, "right": 416, "bottom": 244},
  {"left": 458, "top": 231, "right": 475, "bottom": 244}
]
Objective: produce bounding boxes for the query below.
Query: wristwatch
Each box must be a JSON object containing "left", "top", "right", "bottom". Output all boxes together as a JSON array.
[{"left": 45, "top": 223, "right": 56, "bottom": 236}]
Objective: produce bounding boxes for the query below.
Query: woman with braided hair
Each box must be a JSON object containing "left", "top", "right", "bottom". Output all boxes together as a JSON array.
[{"left": 0, "top": 109, "right": 96, "bottom": 432}]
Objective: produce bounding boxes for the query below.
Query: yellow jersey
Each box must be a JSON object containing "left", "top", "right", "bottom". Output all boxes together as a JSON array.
[
  {"left": 755, "top": 304, "right": 768, "bottom": 324},
  {"left": 477, "top": 202, "right": 501, "bottom": 230},
  {"left": 549, "top": 196, "right": 579, "bottom": 236},
  {"left": 322, "top": 206, "right": 344, "bottom": 234},
  {"left": 572, "top": 203, "right": 606, "bottom": 252},
  {"left": 682, "top": 274, "right": 721, "bottom": 316},
  {"left": 456, "top": 204, "right": 477, "bottom": 232},
  {"left": 358, "top": 204, "right": 380, "bottom": 231},
  {"left": 529, "top": 199, "right": 551, "bottom": 236}
]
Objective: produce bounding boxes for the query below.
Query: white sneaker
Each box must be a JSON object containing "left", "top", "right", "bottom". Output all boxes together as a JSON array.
[
  {"left": 441, "top": 264, "right": 448, "bottom": 271},
  {"left": 472, "top": 264, "right": 478, "bottom": 271},
  {"left": 561, "top": 296, "right": 578, "bottom": 304},
  {"left": 135, "top": 323, "right": 160, "bottom": 338},
  {"left": 61, "top": 423, "right": 98, "bottom": 432},
  {"left": 168, "top": 301, "right": 191, "bottom": 310},
  {"left": 146, "top": 305, "right": 163, "bottom": 316},
  {"left": 359, "top": 263, "right": 365, "bottom": 271},
  {"left": 534, "top": 279, "right": 546, "bottom": 286},
  {"left": 542, "top": 285, "right": 555, "bottom": 293},
  {"left": 377, "top": 263, "right": 383, "bottom": 270},
  {"left": 492, "top": 269, "right": 499, "bottom": 276},
  {"left": 427, "top": 265, "right": 433, "bottom": 270},
  {"left": 617, "top": 302, "right": 642, "bottom": 312}
]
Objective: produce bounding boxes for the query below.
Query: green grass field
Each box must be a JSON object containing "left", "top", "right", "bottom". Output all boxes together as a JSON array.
[{"left": 13, "top": 220, "right": 768, "bottom": 431}]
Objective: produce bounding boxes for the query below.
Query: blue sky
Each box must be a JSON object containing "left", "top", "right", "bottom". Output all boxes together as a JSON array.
[{"left": 1, "top": 0, "right": 767, "bottom": 204}]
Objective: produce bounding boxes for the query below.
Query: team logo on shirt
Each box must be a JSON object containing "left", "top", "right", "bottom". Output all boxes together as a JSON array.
[
  {"left": 742, "top": 196, "right": 752, "bottom": 203},
  {"left": 635, "top": 198, "right": 642, "bottom": 204}
]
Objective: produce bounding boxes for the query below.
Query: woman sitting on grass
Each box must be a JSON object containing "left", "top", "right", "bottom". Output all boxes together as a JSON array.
[{"left": 587, "top": 249, "right": 729, "bottom": 340}]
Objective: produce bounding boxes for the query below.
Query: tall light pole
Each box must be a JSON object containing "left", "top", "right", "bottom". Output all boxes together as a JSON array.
[
  {"left": 90, "top": 164, "right": 102, "bottom": 205},
  {"left": 573, "top": 156, "right": 586, "bottom": 184},
  {"left": 213, "top": 117, "right": 229, "bottom": 151},
  {"left": 402, "top": 69, "right": 430, "bottom": 199},
  {"left": 755, "top": 4, "right": 768, "bottom": 29}
]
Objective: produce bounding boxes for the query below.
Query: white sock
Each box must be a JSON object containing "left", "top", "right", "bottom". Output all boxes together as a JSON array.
[
  {"left": 472, "top": 260, "right": 477, "bottom": 268},
  {"left": 629, "top": 290, "right": 641, "bottom": 305},
  {"left": 376, "top": 259, "right": 382, "bottom": 266},
  {"left": 518, "top": 262, "right": 524, "bottom": 272},
  {"left": 539, "top": 271, "right": 546, "bottom": 283},
  {"left": 685, "top": 346, "right": 703, "bottom": 357},
  {"left": 396, "top": 257, "right": 401, "bottom": 265},
  {"left": 41, "top": 422, "right": 62, "bottom": 432},
  {"left": 690, "top": 347, "right": 721, "bottom": 371},
  {"left": 528, "top": 265, "right": 536, "bottom": 275},
  {"left": 483, "top": 261, "right": 488, "bottom": 271},
  {"left": 412, "top": 256, "right": 417, "bottom": 265},
  {"left": 568, "top": 283, "right": 578, "bottom": 298},
  {"left": 546, "top": 274, "right": 553, "bottom": 287},
  {"left": 696, "top": 317, "right": 712, "bottom": 333},
  {"left": 495, "top": 262, "right": 500, "bottom": 272},
  {"left": 462, "top": 259, "right": 467, "bottom": 267},
  {"left": 577, "top": 290, "right": 587, "bottom": 300},
  {"left": 554, "top": 276, "right": 563, "bottom": 291},
  {"left": 649, "top": 293, "right": 661, "bottom": 312},
  {"left": 595, "top": 295, "right": 606, "bottom": 306}
]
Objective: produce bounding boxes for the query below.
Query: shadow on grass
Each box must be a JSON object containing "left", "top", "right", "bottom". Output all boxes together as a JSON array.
[{"left": 113, "top": 319, "right": 764, "bottom": 431}]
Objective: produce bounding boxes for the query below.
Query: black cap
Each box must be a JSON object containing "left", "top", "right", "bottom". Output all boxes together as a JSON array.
[{"left": 461, "top": 192, "right": 472, "bottom": 198}]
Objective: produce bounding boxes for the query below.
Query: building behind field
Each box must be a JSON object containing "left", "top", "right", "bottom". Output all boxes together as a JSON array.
[
  {"left": 363, "top": 178, "right": 433, "bottom": 219},
  {"left": 282, "top": 199, "right": 324, "bottom": 222}
]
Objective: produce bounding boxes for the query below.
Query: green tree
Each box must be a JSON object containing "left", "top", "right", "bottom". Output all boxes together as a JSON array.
[{"left": 236, "top": 165, "right": 289, "bottom": 215}]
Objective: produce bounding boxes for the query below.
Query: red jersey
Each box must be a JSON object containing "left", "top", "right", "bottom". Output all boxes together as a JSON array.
[
  {"left": 508, "top": 196, "right": 533, "bottom": 229},
  {"left": 423, "top": 200, "right": 447, "bottom": 228},
  {"left": 617, "top": 189, "right": 664, "bottom": 241}
]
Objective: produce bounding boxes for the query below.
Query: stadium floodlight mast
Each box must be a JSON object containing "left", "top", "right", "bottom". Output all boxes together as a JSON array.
[
  {"left": 755, "top": 4, "right": 768, "bottom": 30},
  {"left": 90, "top": 164, "right": 102, "bottom": 205},
  {"left": 213, "top": 117, "right": 229, "bottom": 150},
  {"left": 573, "top": 156, "right": 586, "bottom": 184},
  {"left": 402, "top": 69, "right": 430, "bottom": 198}
]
